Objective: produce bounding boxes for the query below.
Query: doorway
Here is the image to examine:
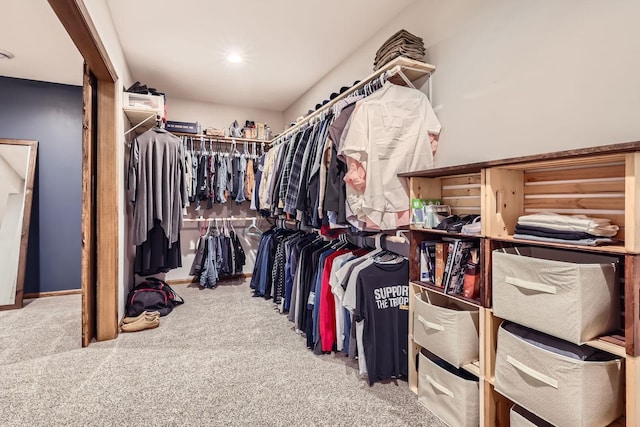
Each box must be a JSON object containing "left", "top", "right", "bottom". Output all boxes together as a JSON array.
[{"left": 49, "top": 0, "right": 120, "bottom": 345}]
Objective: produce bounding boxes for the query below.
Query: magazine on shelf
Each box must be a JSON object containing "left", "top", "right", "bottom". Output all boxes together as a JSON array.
[
  {"left": 462, "top": 247, "right": 481, "bottom": 299},
  {"left": 420, "top": 240, "right": 438, "bottom": 283},
  {"left": 442, "top": 238, "right": 476, "bottom": 295},
  {"left": 434, "top": 242, "right": 449, "bottom": 288}
]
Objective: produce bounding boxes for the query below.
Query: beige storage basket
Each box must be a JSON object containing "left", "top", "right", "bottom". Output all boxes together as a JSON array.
[
  {"left": 510, "top": 405, "right": 554, "bottom": 427},
  {"left": 495, "top": 323, "right": 624, "bottom": 427},
  {"left": 413, "top": 292, "right": 479, "bottom": 367},
  {"left": 492, "top": 246, "right": 619, "bottom": 344},
  {"left": 418, "top": 353, "right": 479, "bottom": 427}
]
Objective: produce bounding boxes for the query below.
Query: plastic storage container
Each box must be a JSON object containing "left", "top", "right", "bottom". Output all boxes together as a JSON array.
[{"left": 123, "top": 92, "right": 164, "bottom": 112}]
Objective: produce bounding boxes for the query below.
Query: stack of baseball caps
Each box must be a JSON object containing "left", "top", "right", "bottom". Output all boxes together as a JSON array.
[{"left": 373, "top": 29, "right": 425, "bottom": 70}]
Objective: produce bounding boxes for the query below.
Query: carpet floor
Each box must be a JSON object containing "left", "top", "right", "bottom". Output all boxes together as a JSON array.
[{"left": 0, "top": 278, "right": 445, "bottom": 426}]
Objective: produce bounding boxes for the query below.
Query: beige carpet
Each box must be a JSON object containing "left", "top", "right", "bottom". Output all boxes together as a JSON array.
[{"left": 0, "top": 278, "right": 445, "bottom": 426}]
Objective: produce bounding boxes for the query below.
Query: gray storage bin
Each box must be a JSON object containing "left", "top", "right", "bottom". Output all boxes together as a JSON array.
[
  {"left": 493, "top": 246, "right": 619, "bottom": 344},
  {"left": 418, "top": 353, "right": 479, "bottom": 427},
  {"left": 413, "top": 292, "right": 479, "bottom": 367},
  {"left": 495, "top": 323, "right": 624, "bottom": 427}
]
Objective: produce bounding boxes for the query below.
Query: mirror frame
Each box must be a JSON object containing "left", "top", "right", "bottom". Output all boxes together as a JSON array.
[{"left": 0, "top": 139, "right": 37, "bottom": 310}]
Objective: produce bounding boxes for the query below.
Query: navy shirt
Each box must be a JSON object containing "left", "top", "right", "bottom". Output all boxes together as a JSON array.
[{"left": 355, "top": 259, "right": 409, "bottom": 386}]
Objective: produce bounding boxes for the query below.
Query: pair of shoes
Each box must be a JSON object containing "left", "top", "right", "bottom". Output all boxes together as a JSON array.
[
  {"left": 121, "top": 310, "right": 160, "bottom": 325},
  {"left": 120, "top": 311, "right": 160, "bottom": 332},
  {"left": 446, "top": 214, "right": 481, "bottom": 232}
]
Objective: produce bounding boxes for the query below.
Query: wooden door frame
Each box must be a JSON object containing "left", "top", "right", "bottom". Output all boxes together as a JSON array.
[{"left": 49, "top": 0, "right": 120, "bottom": 343}]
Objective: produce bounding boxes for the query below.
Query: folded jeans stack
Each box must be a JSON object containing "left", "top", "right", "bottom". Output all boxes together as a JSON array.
[{"left": 374, "top": 29, "right": 425, "bottom": 71}]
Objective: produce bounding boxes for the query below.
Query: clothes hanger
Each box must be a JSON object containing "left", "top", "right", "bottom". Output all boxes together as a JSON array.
[
  {"left": 245, "top": 218, "right": 262, "bottom": 237},
  {"left": 373, "top": 251, "right": 403, "bottom": 265}
]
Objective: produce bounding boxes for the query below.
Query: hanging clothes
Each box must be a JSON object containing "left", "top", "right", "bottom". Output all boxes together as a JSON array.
[
  {"left": 128, "top": 127, "right": 187, "bottom": 275},
  {"left": 341, "top": 82, "right": 441, "bottom": 229},
  {"left": 250, "top": 229, "right": 409, "bottom": 386},
  {"left": 180, "top": 136, "right": 261, "bottom": 208},
  {"left": 255, "top": 76, "right": 441, "bottom": 231},
  {"left": 189, "top": 221, "right": 247, "bottom": 287}
]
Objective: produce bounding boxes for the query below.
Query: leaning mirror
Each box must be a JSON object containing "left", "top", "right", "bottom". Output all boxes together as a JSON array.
[{"left": 0, "top": 139, "right": 37, "bottom": 310}]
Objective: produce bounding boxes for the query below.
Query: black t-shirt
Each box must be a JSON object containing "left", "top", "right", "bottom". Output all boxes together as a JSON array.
[{"left": 355, "top": 259, "right": 409, "bottom": 386}]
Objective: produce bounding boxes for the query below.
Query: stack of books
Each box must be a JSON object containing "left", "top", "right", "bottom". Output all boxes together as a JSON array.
[{"left": 420, "top": 238, "right": 480, "bottom": 299}]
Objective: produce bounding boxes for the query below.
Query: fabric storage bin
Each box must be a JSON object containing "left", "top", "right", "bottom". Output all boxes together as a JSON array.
[
  {"left": 413, "top": 292, "right": 479, "bottom": 367},
  {"left": 495, "top": 323, "right": 624, "bottom": 427},
  {"left": 510, "top": 405, "right": 553, "bottom": 427},
  {"left": 492, "top": 246, "right": 619, "bottom": 344},
  {"left": 418, "top": 353, "right": 479, "bottom": 427}
]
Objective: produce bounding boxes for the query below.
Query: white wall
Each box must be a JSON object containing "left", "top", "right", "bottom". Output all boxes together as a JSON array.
[
  {"left": 284, "top": 0, "right": 640, "bottom": 167},
  {"left": 82, "top": 0, "right": 135, "bottom": 319},
  {"left": 168, "top": 97, "right": 285, "bottom": 135}
]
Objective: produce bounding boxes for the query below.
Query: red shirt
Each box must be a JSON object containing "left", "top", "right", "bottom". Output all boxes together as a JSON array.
[
  {"left": 319, "top": 248, "right": 369, "bottom": 352},
  {"left": 319, "top": 250, "right": 349, "bottom": 352}
]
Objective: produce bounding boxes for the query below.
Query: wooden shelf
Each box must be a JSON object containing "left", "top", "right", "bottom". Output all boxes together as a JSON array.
[
  {"left": 490, "top": 235, "right": 628, "bottom": 255},
  {"left": 462, "top": 360, "right": 481, "bottom": 377},
  {"left": 586, "top": 335, "right": 627, "bottom": 358},
  {"left": 399, "top": 140, "right": 640, "bottom": 178},
  {"left": 273, "top": 57, "right": 435, "bottom": 142},
  {"left": 411, "top": 281, "right": 483, "bottom": 308},
  {"left": 406, "top": 142, "right": 640, "bottom": 425},
  {"left": 409, "top": 225, "right": 482, "bottom": 239}
]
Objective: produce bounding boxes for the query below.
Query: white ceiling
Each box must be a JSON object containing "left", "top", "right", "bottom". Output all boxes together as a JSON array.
[
  {"left": 106, "top": 0, "right": 417, "bottom": 111},
  {"left": 0, "top": 1, "right": 82, "bottom": 86},
  {"left": 0, "top": 0, "right": 417, "bottom": 112}
]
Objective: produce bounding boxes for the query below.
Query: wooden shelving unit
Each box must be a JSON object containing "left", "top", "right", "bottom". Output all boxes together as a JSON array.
[{"left": 403, "top": 141, "right": 640, "bottom": 426}]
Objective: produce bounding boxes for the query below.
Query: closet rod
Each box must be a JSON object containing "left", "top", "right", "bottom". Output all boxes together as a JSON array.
[
  {"left": 183, "top": 217, "right": 258, "bottom": 222},
  {"left": 271, "top": 57, "right": 435, "bottom": 145},
  {"left": 174, "top": 133, "right": 268, "bottom": 145}
]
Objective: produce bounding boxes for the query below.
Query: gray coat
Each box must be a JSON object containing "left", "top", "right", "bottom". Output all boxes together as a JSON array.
[{"left": 128, "top": 128, "right": 187, "bottom": 247}]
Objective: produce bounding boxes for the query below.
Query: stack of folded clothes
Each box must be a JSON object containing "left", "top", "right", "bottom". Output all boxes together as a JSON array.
[
  {"left": 374, "top": 29, "right": 425, "bottom": 70},
  {"left": 514, "top": 212, "right": 619, "bottom": 246}
]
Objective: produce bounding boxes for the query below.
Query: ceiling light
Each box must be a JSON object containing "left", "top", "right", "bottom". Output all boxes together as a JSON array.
[
  {"left": 0, "top": 49, "right": 14, "bottom": 60},
  {"left": 227, "top": 53, "right": 243, "bottom": 63}
]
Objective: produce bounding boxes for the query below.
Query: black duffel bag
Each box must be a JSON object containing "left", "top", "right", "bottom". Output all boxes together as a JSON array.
[{"left": 125, "top": 277, "right": 184, "bottom": 317}]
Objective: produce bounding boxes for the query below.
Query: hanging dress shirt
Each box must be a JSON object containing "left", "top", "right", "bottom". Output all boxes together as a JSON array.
[{"left": 341, "top": 82, "right": 441, "bottom": 229}]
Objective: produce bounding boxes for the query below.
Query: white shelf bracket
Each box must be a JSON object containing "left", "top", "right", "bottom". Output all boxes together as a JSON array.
[{"left": 124, "top": 113, "right": 157, "bottom": 136}]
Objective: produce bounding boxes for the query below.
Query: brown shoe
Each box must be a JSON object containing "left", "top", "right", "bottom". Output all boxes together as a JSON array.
[
  {"left": 120, "top": 311, "right": 160, "bottom": 326},
  {"left": 120, "top": 316, "right": 160, "bottom": 332}
]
